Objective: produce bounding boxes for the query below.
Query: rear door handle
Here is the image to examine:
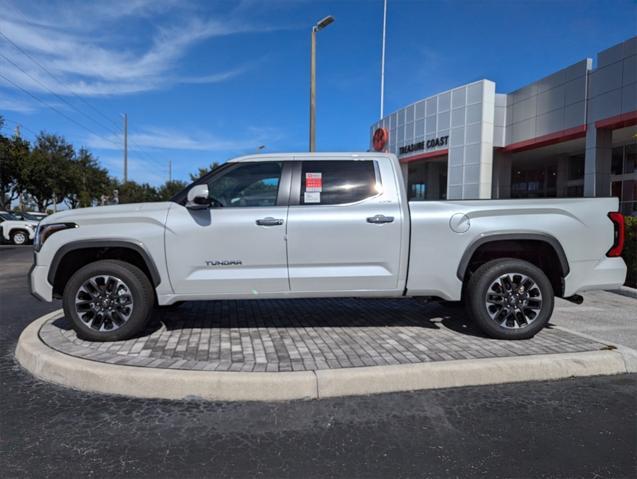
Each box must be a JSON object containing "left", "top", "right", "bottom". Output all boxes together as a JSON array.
[
  {"left": 256, "top": 217, "right": 284, "bottom": 226},
  {"left": 367, "top": 214, "right": 394, "bottom": 224}
]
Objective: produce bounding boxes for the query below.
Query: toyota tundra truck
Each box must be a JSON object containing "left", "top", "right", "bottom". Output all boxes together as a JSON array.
[{"left": 30, "top": 153, "right": 627, "bottom": 342}]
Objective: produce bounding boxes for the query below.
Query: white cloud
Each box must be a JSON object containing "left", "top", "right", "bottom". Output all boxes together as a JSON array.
[
  {"left": 0, "top": 94, "right": 36, "bottom": 113},
  {"left": 0, "top": 0, "right": 281, "bottom": 97},
  {"left": 84, "top": 125, "right": 282, "bottom": 152}
]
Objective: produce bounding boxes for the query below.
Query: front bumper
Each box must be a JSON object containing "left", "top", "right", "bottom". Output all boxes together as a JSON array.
[{"left": 29, "top": 261, "right": 53, "bottom": 302}]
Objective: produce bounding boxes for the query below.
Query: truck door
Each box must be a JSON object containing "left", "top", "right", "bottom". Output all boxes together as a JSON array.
[
  {"left": 286, "top": 157, "right": 405, "bottom": 294},
  {"left": 164, "top": 161, "right": 291, "bottom": 296}
]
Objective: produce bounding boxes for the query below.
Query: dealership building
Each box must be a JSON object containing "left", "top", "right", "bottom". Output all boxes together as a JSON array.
[{"left": 370, "top": 36, "right": 637, "bottom": 215}]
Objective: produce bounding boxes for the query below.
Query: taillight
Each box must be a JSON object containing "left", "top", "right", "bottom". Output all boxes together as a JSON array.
[{"left": 606, "top": 212, "right": 625, "bottom": 257}]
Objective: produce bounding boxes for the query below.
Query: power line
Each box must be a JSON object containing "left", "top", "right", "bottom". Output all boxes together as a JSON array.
[
  {"left": 0, "top": 24, "right": 165, "bottom": 172},
  {"left": 0, "top": 29, "right": 121, "bottom": 130},
  {"left": 0, "top": 30, "right": 163, "bottom": 168},
  {"left": 0, "top": 70, "right": 121, "bottom": 147},
  {"left": 0, "top": 50, "right": 123, "bottom": 138}
]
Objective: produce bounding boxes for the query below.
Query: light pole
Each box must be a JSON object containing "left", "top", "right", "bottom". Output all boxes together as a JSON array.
[
  {"left": 122, "top": 113, "right": 128, "bottom": 183},
  {"left": 309, "top": 15, "right": 334, "bottom": 152},
  {"left": 380, "top": 0, "right": 387, "bottom": 119}
]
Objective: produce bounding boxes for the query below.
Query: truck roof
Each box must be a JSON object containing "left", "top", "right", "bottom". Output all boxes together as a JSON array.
[{"left": 229, "top": 152, "right": 395, "bottom": 163}]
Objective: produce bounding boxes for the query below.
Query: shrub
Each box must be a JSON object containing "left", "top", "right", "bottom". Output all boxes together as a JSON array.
[{"left": 623, "top": 215, "right": 637, "bottom": 288}]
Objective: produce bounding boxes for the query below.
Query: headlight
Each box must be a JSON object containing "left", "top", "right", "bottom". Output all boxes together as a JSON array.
[{"left": 34, "top": 223, "right": 78, "bottom": 252}]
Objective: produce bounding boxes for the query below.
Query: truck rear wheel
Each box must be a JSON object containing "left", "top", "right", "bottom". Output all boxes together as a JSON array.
[
  {"left": 63, "top": 260, "right": 154, "bottom": 342},
  {"left": 465, "top": 258, "right": 554, "bottom": 340}
]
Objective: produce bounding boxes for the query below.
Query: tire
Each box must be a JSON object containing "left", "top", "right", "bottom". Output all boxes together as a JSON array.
[
  {"left": 63, "top": 259, "right": 154, "bottom": 342},
  {"left": 11, "top": 230, "right": 28, "bottom": 245},
  {"left": 465, "top": 258, "right": 554, "bottom": 340}
]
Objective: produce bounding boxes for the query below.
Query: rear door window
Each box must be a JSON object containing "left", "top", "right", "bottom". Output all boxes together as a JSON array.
[{"left": 300, "top": 161, "right": 379, "bottom": 205}]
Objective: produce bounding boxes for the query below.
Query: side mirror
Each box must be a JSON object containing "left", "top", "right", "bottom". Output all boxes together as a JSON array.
[{"left": 186, "top": 184, "right": 210, "bottom": 209}]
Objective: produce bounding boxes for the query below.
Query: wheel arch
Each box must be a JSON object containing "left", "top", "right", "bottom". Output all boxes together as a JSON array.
[
  {"left": 48, "top": 240, "right": 161, "bottom": 298},
  {"left": 457, "top": 233, "right": 570, "bottom": 296}
]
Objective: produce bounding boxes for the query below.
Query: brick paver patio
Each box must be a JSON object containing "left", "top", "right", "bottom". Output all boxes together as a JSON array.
[{"left": 39, "top": 298, "right": 606, "bottom": 372}]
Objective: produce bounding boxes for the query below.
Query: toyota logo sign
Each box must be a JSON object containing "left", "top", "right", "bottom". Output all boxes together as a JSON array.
[{"left": 372, "top": 127, "right": 388, "bottom": 152}]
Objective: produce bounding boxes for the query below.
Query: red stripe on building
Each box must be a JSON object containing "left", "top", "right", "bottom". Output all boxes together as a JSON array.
[
  {"left": 595, "top": 110, "right": 637, "bottom": 130},
  {"left": 503, "top": 125, "right": 587, "bottom": 153},
  {"left": 399, "top": 149, "right": 448, "bottom": 164}
]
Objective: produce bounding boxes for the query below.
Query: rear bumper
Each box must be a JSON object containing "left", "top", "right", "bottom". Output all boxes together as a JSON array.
[
  {"left": 563, "top": 257, "right": 627, "bottom": 297},
  {"left": 29, "top": 263, "right": 53, "bottom": 302}
]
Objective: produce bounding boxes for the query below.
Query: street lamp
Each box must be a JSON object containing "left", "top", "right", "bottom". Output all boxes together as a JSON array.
[{"left": 309, "top": 15, "right": 334, "bottom": 152}]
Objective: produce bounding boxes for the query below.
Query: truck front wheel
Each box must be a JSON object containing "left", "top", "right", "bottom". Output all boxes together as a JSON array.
[
  {"left": 11, "top": 230, "right": 28, "bottom": 245},
  {"left": 63, "top": 260, "right": 154, "bottom": 342},
  {"left": 465, "top": 258, "right": 554, "bottom": 340}
]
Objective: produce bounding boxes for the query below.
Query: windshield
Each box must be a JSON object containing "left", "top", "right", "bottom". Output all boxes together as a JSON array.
[
  {"left": 0, "top": 212, "right": 18, "bottom": 221},
  {"left": 22, "top": 212, "right": 45, "bottom": 221}
]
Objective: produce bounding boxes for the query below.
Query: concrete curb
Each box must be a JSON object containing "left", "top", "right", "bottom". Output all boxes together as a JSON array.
[
  {"left": 553, "top": 324, "right": 637, "bottom": 374},
  {"left": 15, "top": 310, "right": 631, "bottom": 402},
  {"left": 609, "top": 285, "right": 637, "bottom": 300},
  {"left": 16, "top": 311, "right": 316, "bottom": 402}
]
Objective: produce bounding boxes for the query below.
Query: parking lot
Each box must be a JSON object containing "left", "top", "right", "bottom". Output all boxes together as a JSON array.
[{"left": 1, "top": 245, "right": 636, "bottom": 478}]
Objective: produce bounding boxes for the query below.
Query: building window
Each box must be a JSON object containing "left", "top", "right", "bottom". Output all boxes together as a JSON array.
[
  {"left": 625, "top": 144, "right": 636, "bottom": 174},
  {"left": 611, "top": 146, "right": 624, "bottom": 175},
  {"left": 610, "top": 144, "right": 637, "bottom": 217},
  {"left": 407, "top": 160, "right": 448, "bottom": 201},
  {"left": 511, "top": 162, "right": 558, "bottom": 198},
  {"left": 568, "top": 154, "right": 584, "bottom": 181}
]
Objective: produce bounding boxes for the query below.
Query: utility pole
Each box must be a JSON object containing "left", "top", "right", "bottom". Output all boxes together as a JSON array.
[
  {"left": 380, "top": 0, "right": 388, "bottom": 119},
  {"left": 309, "top": 26, "right": 316, "bottom": 152},
  {"left": 123, "top": 113, "right": 128, "bottom": 183},
  {"left": 309, "top": 15, "right": 335, "bottom": 152},
  {"left": 14, "top": 124, "right": 20, "bottom": 138},
  {"left": 168, "top": 159, "right": 172, "bottom": 183}
]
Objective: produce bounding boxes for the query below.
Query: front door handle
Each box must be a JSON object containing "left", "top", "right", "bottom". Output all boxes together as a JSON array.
[
  {"left": 256, "top": 217, "right": 284, "bottom": 226},
  {"left": 367, "top": 214, "right": 394, "bottom": 224}
]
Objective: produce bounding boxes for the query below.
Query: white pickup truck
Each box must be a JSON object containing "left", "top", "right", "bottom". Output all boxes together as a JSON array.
[{"left": 30, "top": 153, "right": 627, "bottom": 342}]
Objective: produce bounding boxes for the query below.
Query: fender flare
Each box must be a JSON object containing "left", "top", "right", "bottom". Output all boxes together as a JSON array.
[
  {"left": 456, "top": 233, "right": 570, "bottom": 281},
  {"left": 47, "top": 239, "right": 161, "bottom": 286}
]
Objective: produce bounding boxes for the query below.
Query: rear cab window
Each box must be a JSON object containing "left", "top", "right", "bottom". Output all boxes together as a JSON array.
[{"left": 299, "top": 160, "right": 380, "bottom": 205}]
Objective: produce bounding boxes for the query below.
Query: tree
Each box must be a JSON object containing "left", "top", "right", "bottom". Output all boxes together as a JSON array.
[
  {"left": 189, "top": 161, "right": 222, "bottom": 181},
  {"left": 0, "top": 116, "right": 30, "bottom": 210},
  {"left": 157, "top": 180, "right": 188, "bottom": 201},
  {"left": 66, "top": 148, "right": 113, "bottom": 208},
  {"left": 117, "top": 180, "right": 160, "bottom": 204},
  {"left": 20, "top": 133, "right": 75, "bottom": 211}
]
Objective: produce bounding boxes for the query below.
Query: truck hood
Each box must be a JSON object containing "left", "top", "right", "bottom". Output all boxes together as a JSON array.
[{"left": 41, "top": 202, "right": 173, "bottom": 226}]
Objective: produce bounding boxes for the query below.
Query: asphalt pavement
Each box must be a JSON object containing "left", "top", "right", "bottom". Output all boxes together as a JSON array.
[{"left": 1, "top": 245, "right": 636, "bottom": 478}]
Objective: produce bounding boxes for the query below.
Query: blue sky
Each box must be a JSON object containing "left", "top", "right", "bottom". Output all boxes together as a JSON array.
[{"left": 0, "top": 0, "right": 635, "bottom": 185}]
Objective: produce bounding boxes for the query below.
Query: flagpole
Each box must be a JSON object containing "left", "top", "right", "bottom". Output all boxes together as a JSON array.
[{"left": 380, "top": 0, "right": 387, "bottom": 119}]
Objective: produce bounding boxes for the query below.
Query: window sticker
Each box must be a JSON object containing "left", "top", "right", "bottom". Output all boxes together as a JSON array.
[
  {"left": 304, "top": 192, "right": 321, "bottom": 203},
  {"left": 305, "top": 172, "right": 322, "bottom": 192}
]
